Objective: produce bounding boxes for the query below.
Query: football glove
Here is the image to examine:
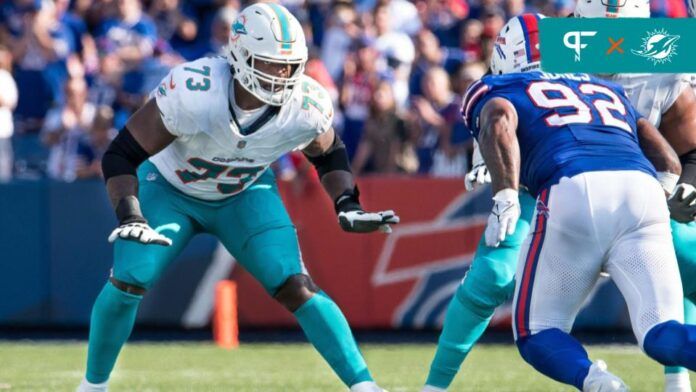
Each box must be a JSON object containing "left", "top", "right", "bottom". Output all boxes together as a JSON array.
[
  {"left": 108, "top": 221, "right": 173, "bottom": 246},
  {"left": 465, "top": 141, "right": 491, "bottom": 191},
  {"left": 465, "top": 163, "right": 491, "bottom": 191},
  {"left": 485, "top": 188, "right": 520, "bottom": 247},
  {"left": 668, "top": 183, "right": 696, "bottom": 223},
  {"left": 338, "top": 210, "right": 400, "bottom": 233},
  {"left": 335, "top": 187, "right": 400, "bottom": 233}
]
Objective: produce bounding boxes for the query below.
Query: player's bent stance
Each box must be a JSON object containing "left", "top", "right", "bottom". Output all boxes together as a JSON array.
[
  {"left": 465, "top": 13, "right": 694, "bottom": 392},
  {"left": 77, "top": 4, "right": 398, "bottom": 392}
]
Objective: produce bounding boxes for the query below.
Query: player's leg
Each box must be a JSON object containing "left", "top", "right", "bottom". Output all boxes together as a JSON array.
[
  {"left": 211, "top": 172, "right": 376, "bottom": 390},
  {"left": 82, "top": 164, "right": 199, "bottom": 388},
  {"left": 603, "top": 177, "right": 696, "bottom": 374},
  {"left": 664, "top": 298, "right": 696, "bottom": 392},
  {"left": 512, "top": 185, "right": 622, "bottom": 391},
  {"left": 423, "top": 191, "right": 535, "bottom": 391},
  {"left": 664, "top": 221, "right": 696, "bottom": 391}
]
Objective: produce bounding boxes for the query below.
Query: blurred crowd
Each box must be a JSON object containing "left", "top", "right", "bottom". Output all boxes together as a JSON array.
[{"left": 0, "top": 0, "right": 689, "bottom": 182}]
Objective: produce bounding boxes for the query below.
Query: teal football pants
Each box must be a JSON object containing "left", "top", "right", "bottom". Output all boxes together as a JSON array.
[
  {"left": 85, "top": 161, "right": 372, "bottom": 387},
  {"left": 665, "top": 220, "right": 696, "bottom": 376},
  {"left": 425, "top": 190, "right": 536, "bottom": 389}
]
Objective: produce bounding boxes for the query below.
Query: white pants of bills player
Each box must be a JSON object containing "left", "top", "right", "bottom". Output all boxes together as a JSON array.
[{"left": 513, "top": 170, "right": 683, "bottom": 345}]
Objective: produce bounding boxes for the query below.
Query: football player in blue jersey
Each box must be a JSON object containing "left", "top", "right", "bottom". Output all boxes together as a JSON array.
[{"left": 424, "top": 12, "right": 696, "bottom": 392}]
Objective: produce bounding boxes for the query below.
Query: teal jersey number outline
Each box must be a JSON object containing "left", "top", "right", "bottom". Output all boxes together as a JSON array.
[
  {"left": 175, "top": 157, "right": 265, "bottom": 195},
  {"left": 184, "top": 66, "right": 211, "bottom": 91}
]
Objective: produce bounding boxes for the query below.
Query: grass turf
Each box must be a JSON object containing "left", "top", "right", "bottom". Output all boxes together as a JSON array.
[{"left": 0, "top": 341, "right": 673, "bottom": 391}]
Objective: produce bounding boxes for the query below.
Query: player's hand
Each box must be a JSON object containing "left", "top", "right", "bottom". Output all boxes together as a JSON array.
[
  {"left": 465, "top": 162, "right": 491, "bottom": 191},
  {"left": 668, "top": 183, "right": 696, "bottom": 223},
  {"left": 108, "top": 221, "right": 172, "bottom": 246},
  {"left": 485, "top": 188, "right": 520, "bottom": 247},
  {"left": 338, "top": 210, "right": 400, "bottom": 233}
]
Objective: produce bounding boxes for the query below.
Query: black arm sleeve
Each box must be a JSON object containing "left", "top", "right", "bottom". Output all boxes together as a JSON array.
[
  {"left": 102, "top": 126, "right": 151, "bottom": 182},
  {"left": 302, "top": 133, "right": 352, "bottom": 178},
  {"left": 680, "top": 148, "right": 696, "bottom": 187}
]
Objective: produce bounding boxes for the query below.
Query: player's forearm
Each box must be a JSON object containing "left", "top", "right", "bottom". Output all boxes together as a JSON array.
[
  {"left": 303, "top": 132, "right": 362, "bottom": 212},
  {"left": 320, "top": 170, "right": 356, "bottom": 203},
  {"left": 479, "top": 131, "right": 519, "bottom": 193},
  {"left": 106, "top": 175, "right": 143, "bottom": 222},
  {"left": 478, "top": 100, "right": 520, "bottom": 193},
  {"left": 637, "top": 118, "right": 681, "bottom": 175}
]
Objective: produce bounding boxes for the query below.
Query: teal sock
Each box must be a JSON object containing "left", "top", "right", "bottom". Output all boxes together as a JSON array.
[
  {"left": 86, "top": 282, "right": 142, "bottom": 383},
  {"left": 294, "top": 292, "right": 372, "bottom": 387},
  {"left": 425, "top": 293, "right": 493, "bottom": 389},
  {"left": 665, "top": 297, "right": 696, "bottom": 375}
]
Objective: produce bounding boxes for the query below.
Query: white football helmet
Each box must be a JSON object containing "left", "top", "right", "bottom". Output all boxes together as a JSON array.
[
  {"left": 689, "top": 0, "right": 695, "bottom": 17},
  {"left": 574, "top": 0, "right": 650, "bottom": 18},
  {"left": 490, "top": 13, "right": 545, "bottom": 75},
  {"left": 227, "top": 3, "right": 308, "bottom": 106}
]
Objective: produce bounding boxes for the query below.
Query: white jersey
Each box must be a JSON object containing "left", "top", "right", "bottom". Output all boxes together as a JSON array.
[
  {"left": 598, "top": 73, "right": 690, "bottom": 127},
  {"left": 151, "top": 57, "right": 333, "bottom": 200}
]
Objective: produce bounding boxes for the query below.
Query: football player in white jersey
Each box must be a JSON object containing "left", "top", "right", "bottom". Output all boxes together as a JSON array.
[{"left": 76, "top": 4, "right": 397, "bottom": 392}]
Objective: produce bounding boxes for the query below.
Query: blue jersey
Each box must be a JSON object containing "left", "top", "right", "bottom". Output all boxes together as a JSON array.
[{"left": 462, "top": 72, "right": 656, "bottom": 197}]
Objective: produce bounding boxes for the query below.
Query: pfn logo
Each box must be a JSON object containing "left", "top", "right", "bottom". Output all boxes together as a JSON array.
[{"left": 563, "top": 31, "right": 597, "bottom": 62}]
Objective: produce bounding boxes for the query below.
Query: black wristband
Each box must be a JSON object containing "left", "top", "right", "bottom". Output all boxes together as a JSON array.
[
  {"left": 334, "top": 186, "right": 362, "bottom": 214},
  {"left": 115, "top": 196, "right": 147, "bottom": 224}
]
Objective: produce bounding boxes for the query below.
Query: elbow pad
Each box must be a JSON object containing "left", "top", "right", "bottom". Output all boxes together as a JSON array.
[
  {"left": 303, "top": 133, "right": 352, "bottom": 178},
  {"left": 102, "top": 126, "right": 151, "bottom": 182}
]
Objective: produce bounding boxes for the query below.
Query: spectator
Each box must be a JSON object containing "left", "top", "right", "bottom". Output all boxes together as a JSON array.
[
  {"left": 372, "top": 2, "right": 415, "bottom": 109},
  {"left": 339, "top": 38, "right": 379, "bottom": 159},
  {"left": 0, "top": 44, "right": 18, "bottom": 182},
  {"left": 180, "top": 5, "right": 237, "bottom": 59},
  {"left": 452, "top": 61, "right": 487, "bottom": 96},
  {"left": 148, "top": 0, "right": 198, "bottom": 54},
  {"left": 384, "top": 0, "right": 422, "bottom": 36},
  {"left": 352, "top": 81, "right": 413, "bottom": 175},
  {"left": 409, "top": 66, "right": 471, "bottom": 176},
  {"left": 321, "top": 3, "right": 360, "bottom": 81},
  {"left": 54, "top": 0, "right": 99, "bottom": 75},
  {"left": 10, "top": 0, "right": 76, "bottom": 134},
  {"left": 417, "top": 0, "right": 469, "bottom": 47},
  {"left": 460, "top": 19, "right": 484, "bottom": 62},
  {"left": 42, "top": 77, "right": 96, "bottom": 181},
  {"left": 409, "top": 29, "right": 466, "bottom": 97},
  {"left": 75, "top": 106, "right": 116, "bottom": 179},
  {"left": 95, "top": 0, "right": 157, "bottom": 71}
]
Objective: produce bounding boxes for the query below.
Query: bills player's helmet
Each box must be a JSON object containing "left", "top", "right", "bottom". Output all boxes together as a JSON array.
[
  {"left": 689, "top": 0, "right": 695, "bottom": 17},
  {"left": 574, "top": 0, "right": 650, "bottom": 18},
  {"left": 227, "top": 3, "right": 308, "bottom": 106},
  {"left": 490, "top": 14, "right": 545, "bottom": 75}
]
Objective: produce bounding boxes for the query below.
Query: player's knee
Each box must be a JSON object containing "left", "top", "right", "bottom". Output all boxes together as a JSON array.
[
  {"left": 643, "top": 320, "right": 696, "bottom": 366},
  {"left": 456, "top": 275, "right": 514, "bottom": 317},
  {"left": 273, "top": 274, "right": 319, "bottom": 312},
  {"left": 109, "top": 277, "right": 147, "bottom": 296}
]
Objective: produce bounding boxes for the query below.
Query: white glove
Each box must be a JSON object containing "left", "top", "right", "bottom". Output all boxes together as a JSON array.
[
  {"left": 485, "top": 188, "right": 520, "bottom": 247},
  {"left": 338, "top": 210, "right": 400, "bottom": 233},
  {"left": 668, "top": 183, "right": 696, "bottom": 223},
  {"left": 465, "top": 163, "right": 491, "bottom": 191},
  {"left": 108, "top": 221, "right": 173, "bottom": 246},
  {"left": 465, "top": 141, "right": 491, "bottom": 191}
]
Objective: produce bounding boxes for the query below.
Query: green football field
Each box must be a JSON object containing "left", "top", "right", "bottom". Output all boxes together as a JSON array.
[{"left": 0, "top": 341, "right": 676, "bottom": 391}]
